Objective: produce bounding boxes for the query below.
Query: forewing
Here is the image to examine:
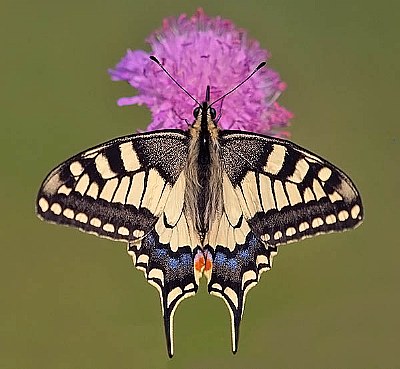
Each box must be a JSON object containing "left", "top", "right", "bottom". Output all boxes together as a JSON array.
[
  {"left": 219, "top": 131, "right": 363, "bottom": 245},
  {"left": 36, "top": 130, "right": 189, "bottom": 239},
  {"left": 36, "top": 130, "right": 199, "bottom": 357}
]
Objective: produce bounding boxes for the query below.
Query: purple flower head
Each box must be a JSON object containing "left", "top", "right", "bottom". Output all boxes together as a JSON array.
[{"left": 109, "top": 8, "right": 293, "bottom": 135}]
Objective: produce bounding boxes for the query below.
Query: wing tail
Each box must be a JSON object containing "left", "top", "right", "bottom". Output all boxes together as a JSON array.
[
  {"left": 128, "top": 221, "right": 199, "bottom": 357},
  {"left": 205, "top": 233, "right": 277, "bottom": 353}
]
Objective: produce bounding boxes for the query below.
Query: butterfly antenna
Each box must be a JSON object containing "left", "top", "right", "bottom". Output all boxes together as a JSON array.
[
  {"left": 210, "top": 61, "right": 267, "bottom": 107},
  {"left": 150, "top": 56, "right": 201, "bottom": 106}
]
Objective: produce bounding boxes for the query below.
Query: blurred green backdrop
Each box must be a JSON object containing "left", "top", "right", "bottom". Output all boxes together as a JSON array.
[{"left": 1, "top": 1, "right": 399, "bottom": 368}]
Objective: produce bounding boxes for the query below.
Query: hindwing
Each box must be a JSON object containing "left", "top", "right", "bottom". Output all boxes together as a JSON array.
[
  {"left": 36, "top": 130, "right": 200, "bottom": 357},
  {"left": 204, "top": 130, "right": 363, "bottom": 353}
]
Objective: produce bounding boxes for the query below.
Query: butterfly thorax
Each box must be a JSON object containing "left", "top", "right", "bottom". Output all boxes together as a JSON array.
[{"left": 185, "top": 102, "right": 223, "bottom": 243}]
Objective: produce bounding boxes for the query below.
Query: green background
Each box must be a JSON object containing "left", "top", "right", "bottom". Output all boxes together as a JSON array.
[{"left": 1, "top": 1, "right": 399, "bottom": 368}]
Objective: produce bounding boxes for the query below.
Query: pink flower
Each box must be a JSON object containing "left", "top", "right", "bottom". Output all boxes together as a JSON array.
[{"left": 109, "top": 8, "right": 293, "bottom": 135}]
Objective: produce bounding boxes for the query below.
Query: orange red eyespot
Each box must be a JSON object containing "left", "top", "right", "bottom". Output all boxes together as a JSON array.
[
  {"left": 194, "top": 252, "right": 205, "bottom": 272},
  {"left": 194, "top": 250, "right": 213, "bottom": 273}
]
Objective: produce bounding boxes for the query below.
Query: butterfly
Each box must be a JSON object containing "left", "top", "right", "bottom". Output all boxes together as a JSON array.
[{"left": 36, "top": 60, "right": 363, "bottom": 357}]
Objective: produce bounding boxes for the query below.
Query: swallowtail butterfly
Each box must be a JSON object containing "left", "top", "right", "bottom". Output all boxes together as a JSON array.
[{"left": 36, "top": 60, "right": 363, "bottom": 357}]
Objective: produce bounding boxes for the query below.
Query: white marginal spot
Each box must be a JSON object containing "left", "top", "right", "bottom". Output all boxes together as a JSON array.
[
  {"left": 103, "top": 223, "right": 115, "bottom": 233},
  {"left": 69, "top": 161, "right": 84, "bottom": 177},
  {"left": 167, "top": 287, "right": 182, "bottom": 307},
  {"left": 75, "top": 213, "right": 88, "bottom": 223},
  {"left": 274, "top": 231, "right": 282, "bottom": 240},
  {"left": 127, "top": 249, "right": 137, "bottom": 265},
  {"left": 113, "top": 176, "right": 131, "bottom": 204},
  {"left": 264, "top": 144, "right": 286, "bottom": 175},
  {"left": 338, "top": 210, "right": 349, "bottom": 221},
  {"left": 286, "top": 227, "right": 296, "bottom": 237},
  {"left": 42, "top": 173, "right": 61, "bottom": 195},
  {"left": 351, "top": 204, "right": 361, "bottom": 219},
  {"left": 90, "top": 218, "right": 101, "bottom": 227},
  {"left": 141, "top": 169, "right": 165, "bottom": 213},
  {"left": 100, "top": 178, "right": 119, "bottom": 202},
  {"left": 312, "top": 217, "right": 324, "bottom": 228},
  {"left": 118, "top": 226, "right": 129, "bottom": 236},
  {"left": 148, "top": 268, "right": 164, "bottom": 284},
  {"left": 303, "top": 187, "right": 315, "bottom": 203},
  {"left": 312, "top": 179, "right": 326, "bottom": 200},
  {"left": 38, "top": 198, "right": 49, "bottom": 212},
  {"left": 224, "top": 287, "right": 239, "bottom": 309},
  {"left": 133, "top": 229, "right": 145, "bottom": 238},
  {"left": 318, "top": 167, "right": 332, "bottom": 182},
  {"left": 119, "top": 142, "right": 141, "bottom": 172},
  {"left": 212, "top": 283, "right": 223, "bottom": 291},
  {"left": 223, "top": 173, "right": 242, "bottom": 225},
  {"left": 286, "top": 182, "right": 302, "bottom": 206},
  {"left": 136, "top": 254, "right": 149, "bottom": 270},
  {"left": 242, "top": 270, "right": 257, "bottom": 289},
  {"left": 261, "top": 234, "right": 270, "bottom": 242},
  {"left": 325, "top": 214, "right": 337, "bottom": 224},
  {"left": 58, "top": 185, "right": 72, "bottom": 196},
  {"left": 137, "top": 254, "right": 149, "bottom": 265},
  {"left": 126, "top": 171, "right": 145, "bottom": 207},
  {"left": 288, "top": 158, "right": 309, "bottom": 183},
  {"left": 337, "top": 179, "right": 357, "bottom": 202},
  {"left": 260, "top": 174, "right": 275, "bottom": 212},
  {"left": 75, "top": 174, "right": 90, "bottom": 195},
  {"left": 86, "top": 182, "right": 99, "bottom": 199},
  {"left": 63, "top": 208, "right": 74, "bottom": 219},
  {"left": 184, "top": 283, "right": 195, "bottom": 291},
  {"left": 50, "top": 203, "right": 62, "bottom": 215},
  {"left": 256, "top": 255, "right": 270, "bottom": 268},
  {"left": 95, "top": 153, "right": 116, "bottom": 179},
  {"left": 269, "top": 249, "right": 278, "bottom": 267},
  {"left": 274, "top": 180, "right": 289, "bottom": 210},
  {"left": 328, "top": 191, "right": 343, "bottom": 203},
  {"left": 299, "top": 222, "right": 310, "bottom": 232}
]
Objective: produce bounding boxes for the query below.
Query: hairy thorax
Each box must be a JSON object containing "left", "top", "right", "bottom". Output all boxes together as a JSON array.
[{"left": 185, "top": 117, "right": 223, "bottom": 243}]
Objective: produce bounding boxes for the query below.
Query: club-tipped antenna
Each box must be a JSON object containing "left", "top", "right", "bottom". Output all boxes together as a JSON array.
[
  {"left": 210, "top": 61, "right": 267, "bottom": 107},
  {"left": 150, "top": 56, "right": 201, "bottom": 106}
]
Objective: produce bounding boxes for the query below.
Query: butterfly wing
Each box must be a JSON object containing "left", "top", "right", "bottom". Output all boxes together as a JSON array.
[
  {"left": 36, "top": 130, "right": 199, "bottom": 357},
  {"left": 206, "top": 130, "right": 363, "bottom": 352}
]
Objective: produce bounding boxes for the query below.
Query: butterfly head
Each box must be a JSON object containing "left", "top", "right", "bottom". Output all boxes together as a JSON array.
[{"left": 193, "top": 86, "right": 217, "bottom": 125}]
